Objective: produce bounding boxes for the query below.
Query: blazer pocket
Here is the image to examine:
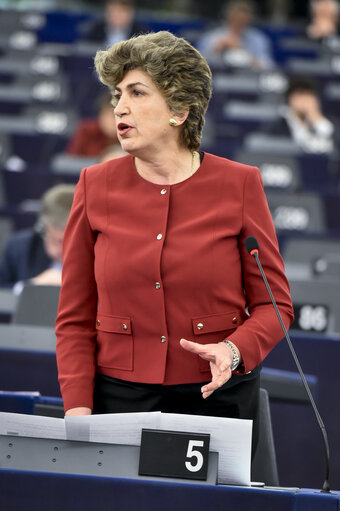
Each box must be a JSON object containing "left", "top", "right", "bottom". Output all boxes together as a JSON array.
[
  {"left": 95, "top": 313, "right": 133, "bottom": 371},
  {"left": 191, "top": 311, "right": 241, "bottom": 373}
]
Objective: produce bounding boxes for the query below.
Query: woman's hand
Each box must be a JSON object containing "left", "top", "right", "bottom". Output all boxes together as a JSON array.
[
  {"left": 65, "top": 407, "right": 92, "bottom": 416},
  {"left": 180, "top": 339, "right": 237, "bottom": 399}
]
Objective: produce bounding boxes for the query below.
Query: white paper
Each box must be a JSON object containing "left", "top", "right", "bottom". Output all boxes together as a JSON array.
[
  {"left": 65, "top": 411, "right": 161, "bottom": 444},
  {"left": 0, "top": 412, "right": 66, "bottom": 440},
  {"left": 65, "top": 411, "right": 252, "bottom": 485}
]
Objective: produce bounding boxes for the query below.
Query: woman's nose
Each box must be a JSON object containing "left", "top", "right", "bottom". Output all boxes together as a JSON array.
[{"left": 114, "top": 96, "right": 129, "bottom": 116}]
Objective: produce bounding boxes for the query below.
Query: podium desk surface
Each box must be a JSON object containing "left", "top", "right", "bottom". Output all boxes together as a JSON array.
[{"left": 0, "top": 469, "right": 339, "bottom": 511}]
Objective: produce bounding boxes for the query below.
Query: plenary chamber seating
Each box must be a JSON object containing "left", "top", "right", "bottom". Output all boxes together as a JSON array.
[
  {"left": 236, "top": 150, "right": 301, "bottom": 191},
  {"left": 0, "top": 392, "right": 63, "bottom": 417},
  {"left": 0, "top": 322, "right": 59, "bottom": 395},
  {"left": 282, "top": 236, "right": 340, "bottom": 281},
  {"left": 289, "top": 279, "right": 340, "bottom": 335},
  {"left": 11, "top": 283, "right": 61, "bottom": 327},
  {"left": 265, "top": 190, "right": 327, "bottom": 234},
  {"left": 281, "top": 236, "right": 340, "bottom": 335}
]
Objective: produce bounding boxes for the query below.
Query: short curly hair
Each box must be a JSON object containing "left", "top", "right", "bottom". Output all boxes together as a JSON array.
[{"left": 94, "top": 31, "right": 212, "bottom": 151}]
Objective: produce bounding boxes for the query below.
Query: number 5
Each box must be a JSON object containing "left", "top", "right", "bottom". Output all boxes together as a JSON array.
[{"left": 185, "top": 440, "right": 204, "bottom": 472}]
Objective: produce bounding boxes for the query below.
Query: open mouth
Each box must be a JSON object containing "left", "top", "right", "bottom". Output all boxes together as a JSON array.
[{"left": 117, "top": 122, "right": 133, "bottom": 136}]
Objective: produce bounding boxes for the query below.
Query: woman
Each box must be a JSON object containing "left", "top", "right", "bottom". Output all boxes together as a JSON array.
[
  {"left": 66, "top": 93, "right": 120, "bottom": 158},
  {"left": 56, "top": 31, "right": 294, "bottom": 454}
]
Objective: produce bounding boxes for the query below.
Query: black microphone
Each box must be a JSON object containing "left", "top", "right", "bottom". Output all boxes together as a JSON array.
[{"left": 244, "top": 235, "right": 331, "bottom": 493}]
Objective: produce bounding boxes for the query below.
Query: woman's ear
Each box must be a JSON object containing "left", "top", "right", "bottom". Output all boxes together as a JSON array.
[{"left": 170, "top": 109, "right": 189, "bottom": 127}]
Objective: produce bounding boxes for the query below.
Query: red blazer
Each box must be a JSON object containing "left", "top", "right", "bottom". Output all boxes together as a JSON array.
[{"left": 56, "top": 153, "right": 294, "bottom": 411}]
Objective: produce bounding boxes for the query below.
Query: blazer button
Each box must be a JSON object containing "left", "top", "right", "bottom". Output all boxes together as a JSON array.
[
  {"left": 122, "top": 323, "right": 128, "bottom": 331},
  {"left": 96, "top": 319, "right": 101, "bottom": 326},
  {"left": 197, "top": 322, "right": 204, "bottom": 330},
  {"left": 161, "top": 336, "right": 166, "bottom": 343},
  {"left": 160, "top": 188, "right": 167, "bottom": 195},
  {"left": 155, "top": 282, "right": 161, "bottom": 289},
  {"left": 232, "top": 317, "right": 238, "bottom": 324},
  {"left": 157, "top": 233, "right": 163, "bottom": 240}
]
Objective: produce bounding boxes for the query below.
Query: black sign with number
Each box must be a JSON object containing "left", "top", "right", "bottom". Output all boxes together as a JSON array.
[
  {"left": 139, "top": 429, "right": 210, "bottom": 480},
  {"left": 292, "top": 304, "right": 329, "bottom": 333}
]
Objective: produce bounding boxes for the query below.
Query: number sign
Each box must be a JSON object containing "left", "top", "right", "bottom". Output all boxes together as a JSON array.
[{"left": 139, "top": 429, "right": 210, "bottom": 480}]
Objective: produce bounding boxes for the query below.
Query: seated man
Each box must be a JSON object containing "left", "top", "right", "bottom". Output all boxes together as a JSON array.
[
  {"left": 265, "top": 79, "right": 336, "bottom": 154},
  {"left": 0, "top": 184, "right": 75, "bottom": 292},
  {"left": 198, "top": 0, "right": 274, "bottom": 69},
  {"left": 85, "top": 0, "right": 148, "bottom": 46}
]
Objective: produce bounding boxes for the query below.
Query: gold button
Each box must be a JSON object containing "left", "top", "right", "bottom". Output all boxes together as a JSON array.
[
  {"left": 155, "top": 282, "right": 161, "bottom": 289},
  {"left": 161, "top": 336, "right": 166, "bottom": 343},
  {"left": 232, "top": 317, "right": 237, "bottom": 324},
  {"left": 122, "top": 323, "right": 128, "bottom": 331},
  {"left": 160, "top": 188, "right": 167, "bottom": 195},
  {"left": 197, "top": 322, "right": 204, "bottom": 330},
  {"left": 157, "top": 233, "right": 163, "bottom": 240},
  {"left": 96, "top": 319, "right": 101, "bottom": 326}
]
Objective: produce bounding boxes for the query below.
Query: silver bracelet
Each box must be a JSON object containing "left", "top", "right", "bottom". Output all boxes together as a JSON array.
[{"left": 219, "top": 339, "right": 240, "bottom": 371}]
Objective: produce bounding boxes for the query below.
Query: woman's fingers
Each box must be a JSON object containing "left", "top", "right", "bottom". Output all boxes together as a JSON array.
[
  {"left": 201, "top": 367, "right": 232, "bottom": 398},
  {"left": 180, "top": 338, "right": 233, "bottom": 398}
]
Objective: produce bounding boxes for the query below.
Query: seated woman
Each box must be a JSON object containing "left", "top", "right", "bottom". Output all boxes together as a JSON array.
[{"left": 67, "top": 93, "right": 120, "bottom": 158}]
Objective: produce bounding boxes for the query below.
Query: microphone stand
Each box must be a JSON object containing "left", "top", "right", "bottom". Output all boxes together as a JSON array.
[{"left": 250, "top": 248, "right": 331, "bottom": 493}]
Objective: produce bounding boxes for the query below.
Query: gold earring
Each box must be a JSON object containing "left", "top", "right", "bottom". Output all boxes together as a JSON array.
[{"left": 169, "top": 118, "right": 178, "bottom": 126}]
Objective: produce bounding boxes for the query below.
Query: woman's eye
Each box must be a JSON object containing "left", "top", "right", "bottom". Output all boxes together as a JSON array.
[{"left": 133, "top": 89, "right": 143, "bottom": 96}]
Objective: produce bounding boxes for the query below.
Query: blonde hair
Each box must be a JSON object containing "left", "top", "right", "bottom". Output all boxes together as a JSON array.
[{"left": 94, "top": 31, "right": 212, "bottom": 151}]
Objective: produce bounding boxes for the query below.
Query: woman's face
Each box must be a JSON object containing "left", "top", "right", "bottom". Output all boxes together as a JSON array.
[{"left": 113, "top": 69, "right": 179, "bottom": 155}]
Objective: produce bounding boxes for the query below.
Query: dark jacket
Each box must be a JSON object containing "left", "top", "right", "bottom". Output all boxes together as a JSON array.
[
  {"left": 85, "top": 19, "right": 148, "bottom": 43},
  {"left": 0, "top": 229, "right": 51, "bottom": 287}
]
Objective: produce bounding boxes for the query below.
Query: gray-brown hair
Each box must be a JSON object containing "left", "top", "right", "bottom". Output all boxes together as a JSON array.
[
  {"left": 40, "top": 184, "right": 75, "bottom": 230},
  {"left": 94, "top": 31, "right": 212, "bottom": 151}
]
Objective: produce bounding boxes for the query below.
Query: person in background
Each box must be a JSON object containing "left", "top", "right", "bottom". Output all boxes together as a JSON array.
[
  {"left": 266, "top": 79, "right": 336, "bottom": 153},
  {"left": 97, "top": 144, "right": 127, "bottom": 163},
  {"left": 56, "top": 31, "right": 293, "bottom": 459},
  {"left": 198, "top": 0, "right": 274, "bottom": 69},
  {"left": 0, "top": 184, "right": 75, "bottom": 292},
  {"left": 307, "top": 0, "right": 339, "bottom": 41},
  {"left": 67, "top": 93, "right": 119, "bottom": 158},
  {"left": 85, "top": 0, "right": 148, "bottom": 47}
]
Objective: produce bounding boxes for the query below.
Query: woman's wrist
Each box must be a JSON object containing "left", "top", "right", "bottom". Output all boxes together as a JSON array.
[{"left": 219, "top": 340, "right": 241, "bottom": 371}]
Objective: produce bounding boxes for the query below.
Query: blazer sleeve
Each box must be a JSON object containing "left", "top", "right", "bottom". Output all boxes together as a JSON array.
[
  {"left": 227, "top": 166, "right": 294, "bottom": 374},
  {"left": 55, "top": 168, "right": 98, "bottom": 412}
]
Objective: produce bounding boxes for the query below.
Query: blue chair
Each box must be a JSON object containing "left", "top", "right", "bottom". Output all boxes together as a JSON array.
[{"left": 0, "top": 392, "right": 63, "bottom": 417}]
